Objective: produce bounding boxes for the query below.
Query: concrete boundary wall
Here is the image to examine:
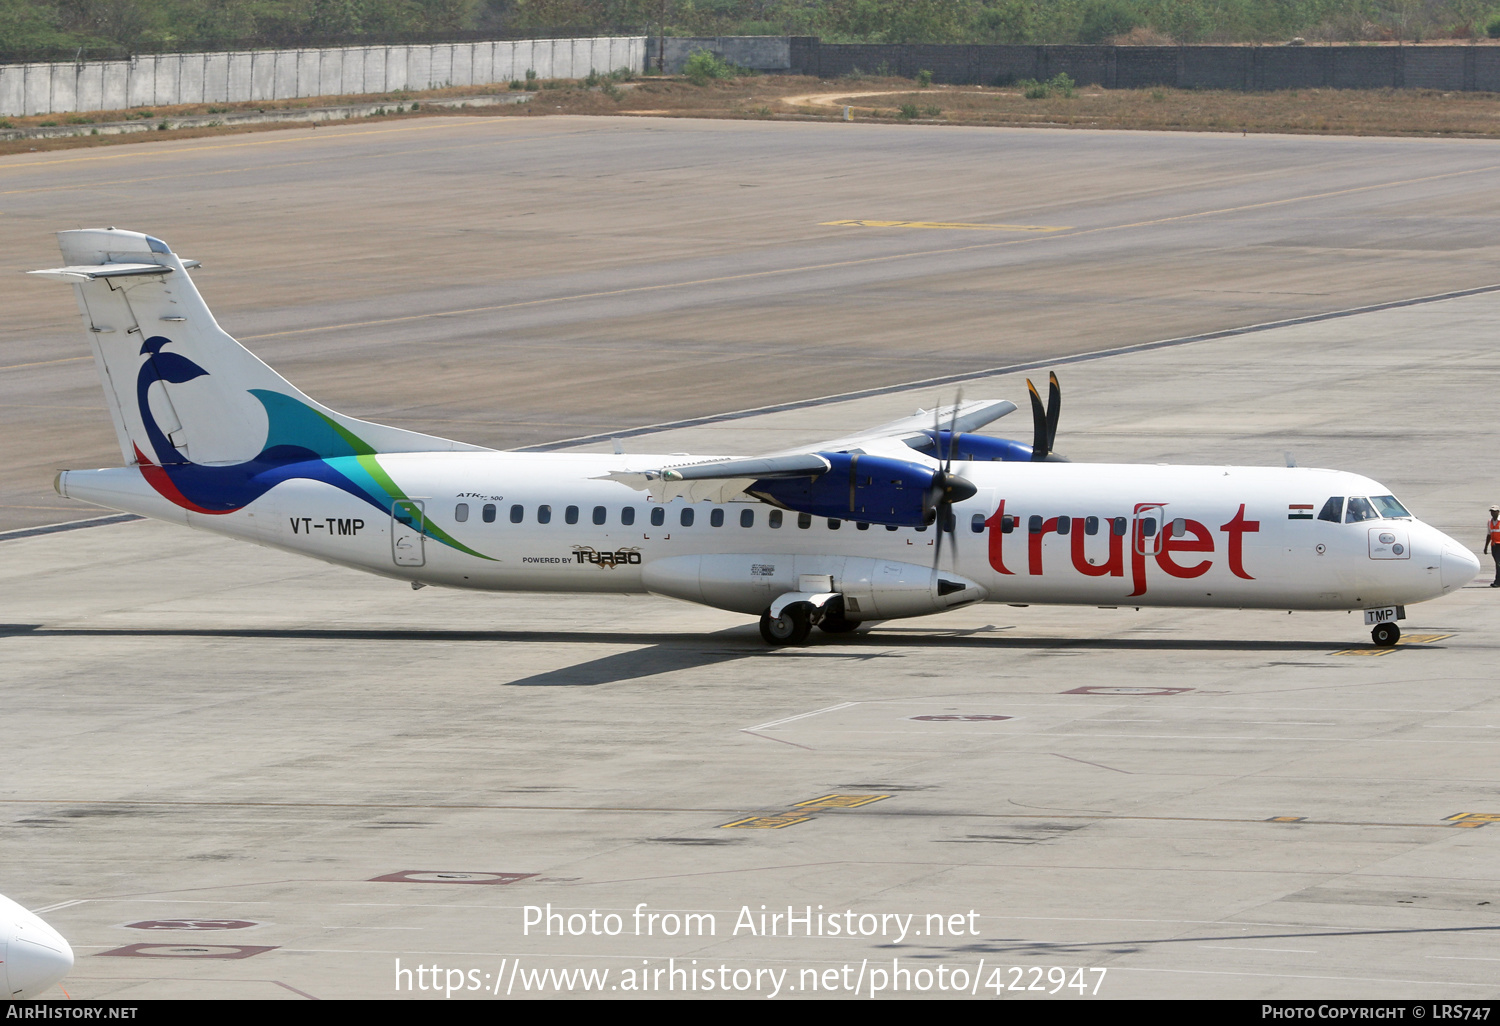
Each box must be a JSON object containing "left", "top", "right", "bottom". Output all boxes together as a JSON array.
[
  {"left": 788, "top": 38, "right": 1500, "bottom": 91},
  {"left": 0, "top": 36, "right": 646, "bottom": 117}
]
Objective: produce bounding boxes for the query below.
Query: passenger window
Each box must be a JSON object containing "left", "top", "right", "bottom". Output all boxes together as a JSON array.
[
  {"left": 1345, "top": 496, "right": 1379, "bottom": 523},
  {"left": 1171, "top": 517, "right": 1186, "bottom": 536},
  {"left": 886, "top": 524, "right": 899, "bottom": 532},
  {"left": 1029, "top": 515, "right": 1043, "bottom": 534},
  {"left": 710, "top": 508, "right": 724, "bottom": 527},
  {"left": 797, "top": 513, "right": 812, "bottom": 529},
  {"left": 565, "top": 505, "right": 579, "bottom": 525},
  {"left": 650, "top": 507, "right": 665, "bottom": 527},
  {"left": 1112, "top": 517, "right": 1127, "bottom": 536},
  {"left": 828, "top": 519, "right": 841, "bottom": 530},
  {"left": 769, "top": 510, "right": 783, "bottom": 529},
  {"left": 1084, "top": 516, "right": 1099, "bottom": 536},
  {"left": 537, "top": 505, "right": 552, "bottom": 525},
  {"left": 740, "top": 508, "right": 754, "bottom": 528},
  {"left": 915, "top": 523, "right": 928, "bottom": 532},
  {"left": 621, "top": 507, "right": 636, "bottom": 526},
  {"left": 1002, "top": 515, "right": 1015, "bottom": 534},
  {"left": 483, "top": 503, "right": 496, "bottom": 524},
  {"left": 510, "top": 504, "right": 523, "bottom": 524},
  {"left": 971, "top": 513, "right": 985, "bottom": 533},
  {"left": 680, "top": 507, "right": 694, "bottom": 527},
  {"left": 1056, "top": 515, "right": 1071, "bottom": 535},
  {"left": 1141, "top": 517, "right": 1157, "bottom": 537},
  {"left": 1318, "top": 497, "right": 1343, "bottom": 523},
  {"left": 857, "top": 521, "right": 870, "bottom": 531},
  {"left": 455, "top": 503, "right": 469, "bottom": 523},
  {"left": 592, "top": 505, "right": 606, "bottom": 526}
]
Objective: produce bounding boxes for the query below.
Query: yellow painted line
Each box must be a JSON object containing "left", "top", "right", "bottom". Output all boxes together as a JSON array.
[
  {"left": 1334, "top": 632, "right": 1451, "bottom": 656},
  {"left": 822, "top": 219, "right": 1070, "bottom": 233},
  {"left": 1267, "top": 816, "right": 1307, "bottom": 823},
  {"left": 0, "top": 117, "right": 499, "bottom": 173},
  {"left": 720, "top": 814, "right": 812, "bottom": 830},
  {"left": 1445, "top": 813, "right": 1500, "bottom": 824},
  {"left": 242, "top": 162, "right": 1500, "bottom": 342},
  {"left": 792, "top": 793, "right": 890, "bottom": 810},
  {"left": 0, "top": 355, "right": 91, "bottom": 372}
]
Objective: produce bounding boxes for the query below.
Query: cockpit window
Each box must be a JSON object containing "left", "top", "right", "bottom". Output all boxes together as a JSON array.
[
  {"left": 1369, "top": 494, "right": 1412, "bottom": 519},
  {"left": 1317, "top": 497, "right": 1343, "bottom": 523},
  {"left": 1344, "top": 496, "right": 1379, "bottom": 523}
]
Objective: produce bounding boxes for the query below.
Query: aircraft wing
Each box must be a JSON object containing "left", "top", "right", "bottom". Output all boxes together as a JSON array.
[
  {"left": 597, "top": 399, "right": 1017, "bottom": 501},
  {"left": 784, "top": 398, "right": 1018, "bottom": 457}
]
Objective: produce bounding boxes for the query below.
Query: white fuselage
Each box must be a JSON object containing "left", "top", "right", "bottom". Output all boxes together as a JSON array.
[{"left": 58, "top": 452, "right": 1480, "bottom": 618}]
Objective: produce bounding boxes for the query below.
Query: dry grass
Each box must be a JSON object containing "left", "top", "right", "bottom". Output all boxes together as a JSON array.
[{"left": 5, "top": 73, "right": 1500, "bottom": 158}]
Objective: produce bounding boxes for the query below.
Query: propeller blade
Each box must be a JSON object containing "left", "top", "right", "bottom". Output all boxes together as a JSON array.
[
  {"left": 1046, "top": 372, "right": 1061, "bottom": 454},
  {"left": 1027, "top": 378, "right": 1047, "bottom": 461},
  {"left": 946, "top": 388, "right": 963, "bottom": 472}
]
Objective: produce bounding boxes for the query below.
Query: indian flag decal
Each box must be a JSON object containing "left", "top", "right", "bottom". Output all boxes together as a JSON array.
[{"left": 1288, "top": 503, "right": 1314, "bottom": 520}]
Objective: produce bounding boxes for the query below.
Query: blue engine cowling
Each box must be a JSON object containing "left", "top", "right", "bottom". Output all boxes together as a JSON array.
[
  {"left": 914, "top": 431, "right": 1034, "bottom": 462},
  {"left": 748, "top": 453, "right": 941, "bottom": 527}
]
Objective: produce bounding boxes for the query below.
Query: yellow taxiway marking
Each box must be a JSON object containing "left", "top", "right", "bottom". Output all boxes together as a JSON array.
[
  {"left": 720, "top": 814, "right": 813, "bottom": 830},
  {"left": 823, "top": 219, "right": 1070, "bottom": 232},
  {"left": 1445, "top": 813, "right": 1500, "bottom": 828},
  {"left": 1334, "top": 632, "right": 1452, "bottom": 656},
  {"left": 792, "top": 794, "right": 890, "bottom": 810}
]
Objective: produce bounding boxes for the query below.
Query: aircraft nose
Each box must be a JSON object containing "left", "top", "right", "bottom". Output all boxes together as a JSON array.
[
  {"left": 2, "top": 901, "right": 74, "bottom": 998},
  {"left": 1441, "top": 542, "right": 1482, "bottom": 593}
]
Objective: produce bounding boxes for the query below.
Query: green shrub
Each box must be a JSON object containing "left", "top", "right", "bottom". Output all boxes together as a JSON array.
[
  {"left": 1078, "top": 0, "right": 1139, "bottom": 43},
  {"left": 898, "top": 103, "right": 920, "bottom": 119},
  {"left": 684, "top": 49, "right": 738, "bottom": 85},
  {"left": 524, "top": 68, "right": 537, "bottom": 83},
  {"left": 916, "top": 69, "right": 933, "bottom": 87},
  {"left": 584, "top": 68, "right": 602, "bottom": 87},
  {"left": 1017, "top": 73, "right": 1076, "bottom": 99},
  {"left": 1488, "top": 16, "right": 1500, "bottom": 37},
  {"left": 923, "top": 105, "right": 942, "bottom": 117}
]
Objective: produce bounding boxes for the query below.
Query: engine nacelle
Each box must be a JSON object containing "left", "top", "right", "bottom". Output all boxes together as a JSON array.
[
  {"left": 641, "top": 553, "right": 986, "bottom": 620},
  {"left": 748, "top": 453, "right": 940, "bottom": 527},
  {"left": 913, "top": 431, "right": 1034, "bottom": 462}
]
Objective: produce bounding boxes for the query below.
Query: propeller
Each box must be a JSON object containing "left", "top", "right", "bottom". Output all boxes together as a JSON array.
[
  {"left": 1027, "top": 371, "right": 1064, "bottom": 462},
  {"left": 929, "top": 390, "right": 977, "bottom": 568}
]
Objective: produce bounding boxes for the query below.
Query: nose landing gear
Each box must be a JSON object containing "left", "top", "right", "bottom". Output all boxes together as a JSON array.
[{"left": 1371, "top": 621, "right": 1401, "bottom": 647}]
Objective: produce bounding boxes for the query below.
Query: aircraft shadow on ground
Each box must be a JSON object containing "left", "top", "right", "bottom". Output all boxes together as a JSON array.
[{"left": 0, "top": 623, "right": 1365, "bottom": 687}]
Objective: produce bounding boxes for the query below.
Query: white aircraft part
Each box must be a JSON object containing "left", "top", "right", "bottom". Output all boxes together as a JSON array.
[
  {"left": 0, "top": 894, "right": 74, "bottom": 999},
  {"left": 37, "top": 229, "right": 1483, "bottom": 638}
]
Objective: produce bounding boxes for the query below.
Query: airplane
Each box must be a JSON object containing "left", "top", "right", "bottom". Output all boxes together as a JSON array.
[
  {"left": 34, "top": 229, "right": 1482, "bottom": 648},
  {"left": 0, "top": 892, "right": 74, "bottom": 998}
]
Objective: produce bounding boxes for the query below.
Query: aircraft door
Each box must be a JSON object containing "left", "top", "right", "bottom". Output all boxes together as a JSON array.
[
  {"left": 391, "top": 499, "right": 426, "bottom": 567},
  {"left": 1133, "top": 503, "right": 1166, "bottom": 556}
]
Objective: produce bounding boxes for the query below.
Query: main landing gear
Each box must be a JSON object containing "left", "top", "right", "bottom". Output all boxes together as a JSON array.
[
  {"left": 760, "top": 604, "right": 812, "bottom": 645},
  {"left": 1371, "top": 621, "right": 1401, "bottom": 648},
  {"left": 759, "top": 597, "right": 859, "bottom": 646}
]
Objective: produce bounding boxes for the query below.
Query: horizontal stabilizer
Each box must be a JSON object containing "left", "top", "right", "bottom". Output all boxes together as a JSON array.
[{"left": 29, "top": 263, "right": 187, "bottom": 282}]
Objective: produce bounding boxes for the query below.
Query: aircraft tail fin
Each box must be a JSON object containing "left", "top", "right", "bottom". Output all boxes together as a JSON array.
[{"left": 31, "top": 229, "right": 488, "bottom": 468}]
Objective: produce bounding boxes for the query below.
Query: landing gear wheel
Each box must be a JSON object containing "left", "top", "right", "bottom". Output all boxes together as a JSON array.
[
  {"left": 760, "top": 605, "right": 812, "bottom": 646},
  {"left": 819, "top": 614, "right": 859, "bottom": 634},
  {"left": 1371, "top": 621, "right": 1401, "bottom": 647}
]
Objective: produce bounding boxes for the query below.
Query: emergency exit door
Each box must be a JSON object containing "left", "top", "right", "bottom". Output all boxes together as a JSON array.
[{"left": 391, "top": 499, "right": 425, "bottom": 567}]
